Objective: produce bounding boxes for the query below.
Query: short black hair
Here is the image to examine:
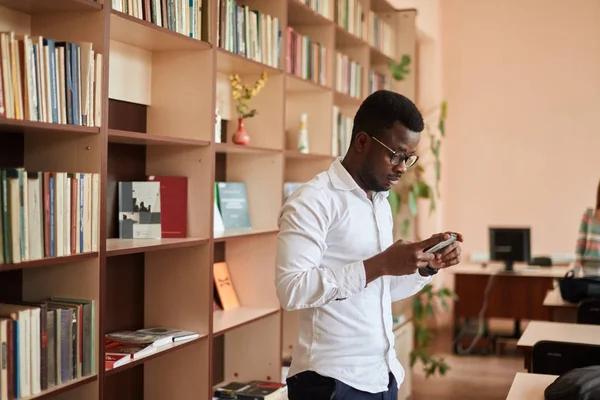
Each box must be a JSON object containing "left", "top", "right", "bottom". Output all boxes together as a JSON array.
[{"left": 351, "top": 90, "right": 424, "bottom": 145}]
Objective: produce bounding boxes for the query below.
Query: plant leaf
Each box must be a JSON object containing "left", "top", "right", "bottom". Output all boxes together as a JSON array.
[
  {"left": 401, "top": 218, "right": 410, "bottom": 237},
  {"left": 439, "top": 295, "right": 449, "bottom": 312},
  {"left": 433, "top": 140, "right": 441, "bottom": 157},
  {"left": 440, "top": 101, "right": 448, "bottom": 120},
  {"left": 413, "top": 181, "right": 431, "bottom": 199},
  {"left": 387, "top": 190, "right": 400, "bottom": 218},
  {"left": 415, "top": 325, "right": 433, "bottom": 347},
  {"left": 408, "top": 190, "right": 418, "bottom": 216},
  {"left": 426, "top": 303, "right": 435, "bottom": 317},
  {"left": 438, "top": 119, "right": 445, "bottom": 136}
]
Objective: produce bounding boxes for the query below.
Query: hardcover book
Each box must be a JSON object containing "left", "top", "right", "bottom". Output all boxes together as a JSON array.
[
  {"left": 215, "top": 182, "right": 251, "bottom": 230},
  {"left": 118, "top": 181, "right": 161, "bottom": 239},
  {"left": 146, "top": 176, "right": 187, "bottom": 238}
]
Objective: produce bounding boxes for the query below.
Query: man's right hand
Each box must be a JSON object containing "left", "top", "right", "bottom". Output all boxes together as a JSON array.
[{"left": 364, "top": 234, "right": 450, "bottom": 282}]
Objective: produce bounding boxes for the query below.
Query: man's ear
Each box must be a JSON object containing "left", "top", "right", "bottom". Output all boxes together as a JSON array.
[{"left": 354, "top": 131, "right": 369, "bottom": 152}]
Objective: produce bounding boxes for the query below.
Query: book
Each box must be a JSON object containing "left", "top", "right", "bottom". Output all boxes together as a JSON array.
[
  {"left": 214, "top": 380, "right": 286, "bottom": 399},
  {"left": 117, "top": 181, "right": 161, "bottom": 239},
  {"left": 136, "top": 327, "right": 199, "bottom": 342},
  {"left": 146, "top": 176, "right": 187, "bottom": 238},
  {"left": 215, "top": 182, "right": 251, "bottom": 230}
]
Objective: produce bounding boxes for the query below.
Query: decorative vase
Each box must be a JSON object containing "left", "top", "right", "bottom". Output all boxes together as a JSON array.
[{"left": 232, "top": 118, "right": 250, "bottom": 145}]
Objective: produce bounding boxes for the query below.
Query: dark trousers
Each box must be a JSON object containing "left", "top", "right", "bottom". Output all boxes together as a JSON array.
[{"left": 286, "top": 370, "right": 398, "bottom": 400}]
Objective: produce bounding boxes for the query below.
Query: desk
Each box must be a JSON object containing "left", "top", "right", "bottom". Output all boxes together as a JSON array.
[
  {"left": 451, "top": 264, "right": 570, "bottom": 349},
  {"left": 543, "top": 287, "right": 577, "bottom": 322},
  {"left": 506, "top": 372, "right": 558, "bottom": 400},
  {"left": 517, "top": 321, "right": 600, "bottom": 371}
]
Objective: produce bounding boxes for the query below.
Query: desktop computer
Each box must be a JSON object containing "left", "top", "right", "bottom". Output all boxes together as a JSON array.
[{"left": 489, "top": 227, "right": 531, "bottom": 271}]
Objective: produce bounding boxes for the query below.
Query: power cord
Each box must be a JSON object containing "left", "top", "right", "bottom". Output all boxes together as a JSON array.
[{"left": 453, "top": 270, "right": 498, "bottom": 355}]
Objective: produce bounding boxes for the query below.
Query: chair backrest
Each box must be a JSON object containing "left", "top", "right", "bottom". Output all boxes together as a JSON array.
[
  {"left": 577, "top": 299, "right": 600, "bottom": 325},
  {"left": 531, "top": 340, "right": 600, "bottom": 375}
]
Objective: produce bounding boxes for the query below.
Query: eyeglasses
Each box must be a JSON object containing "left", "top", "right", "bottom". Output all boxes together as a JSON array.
[{"left": 370, "top": 135, "right": 419, "bottom": 168}]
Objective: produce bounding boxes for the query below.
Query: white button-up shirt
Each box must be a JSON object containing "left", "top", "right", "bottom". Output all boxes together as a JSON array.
[{"left": 275, "top": 158, "right": 432, "bottom": 394}]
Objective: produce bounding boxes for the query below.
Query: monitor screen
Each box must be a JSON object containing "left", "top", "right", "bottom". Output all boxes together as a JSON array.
[{"left": 489, "top": 227, "right": 531, "bottom": 271}]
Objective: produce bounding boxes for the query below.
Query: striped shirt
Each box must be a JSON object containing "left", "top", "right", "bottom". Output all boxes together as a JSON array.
[{"left": 575, "top": 208, "right": 600, "bottom": 270}]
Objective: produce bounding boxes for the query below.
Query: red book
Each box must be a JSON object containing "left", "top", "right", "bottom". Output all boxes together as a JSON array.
[{"left": 146, "top": 176, "right": 187, "bottom": 238}]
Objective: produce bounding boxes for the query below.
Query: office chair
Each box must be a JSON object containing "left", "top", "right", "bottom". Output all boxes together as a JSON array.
[
  {"left": 531, "top": 340, "right": 600, "bottom": 375},
  {"left": 577, "top": 299, "right": 600, "bottom": 325}
]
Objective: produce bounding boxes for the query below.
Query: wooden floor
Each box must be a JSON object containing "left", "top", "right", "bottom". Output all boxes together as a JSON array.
[{"left": 411, "top": 327, "right": 524, "bottom": 400}]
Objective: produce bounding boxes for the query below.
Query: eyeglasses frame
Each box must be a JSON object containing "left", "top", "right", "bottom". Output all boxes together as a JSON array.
[{"left": 368, "top": 134, "right": 419, "bottom": 168}]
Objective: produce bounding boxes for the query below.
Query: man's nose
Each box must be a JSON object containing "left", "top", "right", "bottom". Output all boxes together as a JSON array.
[{"left": 393, "top": 160, "right": 407, "bottom": 174}]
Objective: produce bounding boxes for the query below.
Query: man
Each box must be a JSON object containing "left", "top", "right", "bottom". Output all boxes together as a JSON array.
[{"left": 275, "top": 90, "right": 463, "bottom": 399}]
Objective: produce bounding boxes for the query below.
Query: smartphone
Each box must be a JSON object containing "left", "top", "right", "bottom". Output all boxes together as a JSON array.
[{"left": 424, "top": 234, "right": 457, "bottom": 254}]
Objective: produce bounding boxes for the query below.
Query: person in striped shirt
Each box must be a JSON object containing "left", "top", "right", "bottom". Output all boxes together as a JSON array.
[{"left": 575, "top": 179, "right": 600, "bottom": 276}]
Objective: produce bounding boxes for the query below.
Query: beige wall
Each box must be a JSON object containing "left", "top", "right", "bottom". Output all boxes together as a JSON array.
[
  {"left": 440, "top": 0, "right": 600, "bottom": 258},
  {"left": 391, "top": 0, "right": 445, "bottom": 242}
]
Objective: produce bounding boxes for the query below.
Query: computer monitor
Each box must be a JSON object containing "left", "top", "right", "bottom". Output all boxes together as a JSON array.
[{"left": 489, "top": 227, "right": 531, "bottom": 271}]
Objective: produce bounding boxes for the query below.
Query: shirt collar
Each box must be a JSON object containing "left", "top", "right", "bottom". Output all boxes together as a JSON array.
[{"left": 327, "top": 157, "right": 390, "bottom": 199}]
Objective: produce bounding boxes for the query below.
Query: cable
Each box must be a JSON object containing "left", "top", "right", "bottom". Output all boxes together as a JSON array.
[{"left": 453, "top": 270, "right": 498, "bottom": 355}]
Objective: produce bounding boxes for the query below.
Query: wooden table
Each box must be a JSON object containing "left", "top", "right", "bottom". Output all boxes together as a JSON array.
[
  {"left": 543, "top": 287, "right": 577, "bottom": 322},
  {"left": 506, "top": 372, "right": 558, "bottom": 400},
  {"left": 517, "top": 321, "right": 600, "bottom": 371},
  {"left": 450, "top": 263, "right": 570, "bottom": 352}
]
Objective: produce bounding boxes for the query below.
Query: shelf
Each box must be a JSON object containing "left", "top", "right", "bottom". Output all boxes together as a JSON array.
[
  {"left": 215, "top": 143, "right": 282, "bottom": 155},
  {"left": 213, "top": 306, "right": 280, "bottom": 335},
  {"left": 334, "top": 91, "right": 362, "bottom": 107},
  {"left": 213, "top": 228, "right": 279, "bottom": 242},
  {"left": 285, "top": 74, "right": 331, "bottom": 93},
  {"left": 106, "top": 238, "right": 210, "bottom": 257},
  {"left": 105, "top": 336, "right": 207, "bottom": 376},
  {"left": 284, "top": 150, "right": 335, "bottom": 160},
  {"left": 287, "top": 0, "right": 333, "bottom": 26},
  {"left": 216, "top": 48, "right": 283, "bottom": 75},
  {"left": 370, "top": 47, "right": 394, "bottom": 66},
  {"left": 334, "top": 25, "right": 369, "bottom": 48},
  {"left": 0, "top": 252, "right": 99, "bottom": 272},
  {"left": 0, "top": 117, "right": 100, "bottom": 136},
  {"left": 0, "top": 0, "right": 102, "bottom": 14},
  {"left": 110, "top": 10, "right": 212, "bottom": 52},
  {"left": 108, "top": 129, "right": 211, "bottom": 147},
  {"left": 370, "top": 0, "right": 398, "bottom": 12},
  {"left": 21, "top": 375, "right": 97, "bottom": 400}
]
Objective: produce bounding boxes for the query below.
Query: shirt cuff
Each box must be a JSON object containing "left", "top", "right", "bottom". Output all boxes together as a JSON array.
[
  {"left": 415, "top": 269, "right": 433, "bottom": 283},
  {"left": 330, "top": 260, "right": 367, "bottom": 299}
]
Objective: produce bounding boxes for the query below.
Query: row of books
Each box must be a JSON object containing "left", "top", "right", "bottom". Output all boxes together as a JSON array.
[
  {"left": 0, "top": 298, "right": 95, "bottom": 399},
  {"left": 0, "top": 32, "right": 103, "bottom": 127},
  {"left": 111, "top": 0, "right": 203, "bottom": 41},
  {"left": 368, "top": 11, "right": 395, "bottom": 57},
  {"left": 105, "top": 328, "right": 199, "bottom": 370},
  {"left": 298, "top": 0, "right": 332, "bottom": 20},
  {"left": 335, "top": 0, "right": 368, "bottom": 41},
  {"left": 285, "top": 27, "right": 328, "bottom": 86},
  {"left": 0, "top": 169, "right": 99, "bottom": 265},
  {"left": 217, "top": 0, "right": 283, "bottom": 69},
  {"left": 332, "top": 105, "right": 353, "bottom": 157},
  {"left": 335, "top": 51, "right": 363, "bottom": 99},
  {"left": 369, "top": 68, "right": 391, "bottom": 94}
]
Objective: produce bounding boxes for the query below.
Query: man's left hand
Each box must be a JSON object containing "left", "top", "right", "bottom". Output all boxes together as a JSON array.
[{"left": 428, "top": 231, "right": 463, "bottom": 269}]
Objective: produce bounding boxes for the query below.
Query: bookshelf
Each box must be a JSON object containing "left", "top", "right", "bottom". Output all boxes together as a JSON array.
[{"left": 0, "top": 0, "right": 416, "bottom": 399}]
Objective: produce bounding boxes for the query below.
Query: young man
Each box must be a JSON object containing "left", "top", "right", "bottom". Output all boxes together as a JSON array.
[{"left": 275, "top": 90, "right": 463, "bottom": 399}]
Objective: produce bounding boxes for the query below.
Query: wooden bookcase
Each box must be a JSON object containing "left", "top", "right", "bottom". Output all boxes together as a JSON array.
[{"left": 0, "top": 0, "right": 416, "bottom": 399}]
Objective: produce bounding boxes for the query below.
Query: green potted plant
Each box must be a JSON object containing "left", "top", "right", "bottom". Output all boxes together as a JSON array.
[{"left": 388, "top": 56, "right": 458, "bottom": 378}]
